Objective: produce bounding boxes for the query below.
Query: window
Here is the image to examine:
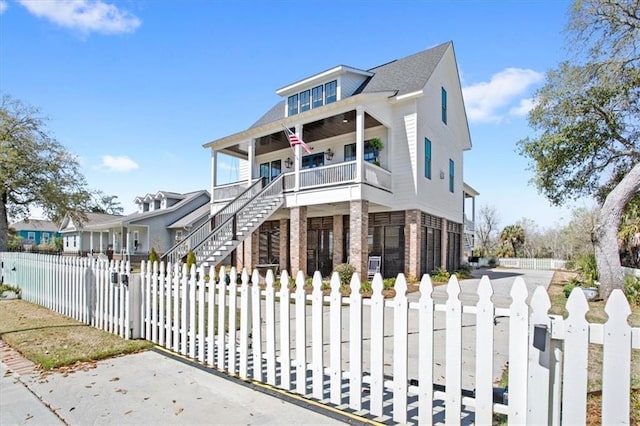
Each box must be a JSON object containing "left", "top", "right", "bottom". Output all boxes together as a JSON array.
[
  {"left": 299, "top": 90, "right": 310, "bottom": 112},
  {"left": 73, "top": 235, "right": 77, "bottom": 248},
  {"left": 325, "top": 80, "right": 337, "bottom": 104},
  {"left": 65, "top": 237, "right": 69, "bottom": 248},
  {"left": 133, "top": 231, "right": 139, "bottom": 249},
  {"left": 449, "top": 159, "right": 454, "bottom": 192},
  {"left": 344, "top": 141, "right": 378, "bottom": 163},
  {"left": 175, "top": 230, "right": 183, "bottom": 241},
  {"left": 27, "top": 232, "right": 36, "bottom": 242},
  {"left": 302, "top": 152, "right": 324, "bottom": 169},
  {"left": 424, "top": 138, "right": 432, "bottom": 179},
  {"left": 259, "top": 160, "right": 281, "bottom": 182},
  {"left": 312, "top": 85, "right": 323, "bottom": 108},
  {"left": 441, "top": 87, "right": 447, "bottom": 124},
  {"left": 288, "top": 94, "right": 299, "bottom": 116},
  {"left": 42, "top": 232, "right": 50, "bottom": 244}
]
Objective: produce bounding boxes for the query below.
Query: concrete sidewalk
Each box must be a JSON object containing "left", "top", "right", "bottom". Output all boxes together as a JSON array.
[{"left": 1, "top": 347, "right": 351, "bottom": 425}]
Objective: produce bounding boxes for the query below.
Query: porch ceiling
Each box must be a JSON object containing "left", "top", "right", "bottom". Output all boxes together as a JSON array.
[{"left": 223, "top": 110, "right": 383, "bottom": 157}]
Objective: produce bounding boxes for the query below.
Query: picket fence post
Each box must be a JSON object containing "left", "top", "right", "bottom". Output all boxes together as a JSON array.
[
  {"left": 328, "top": 271, "right": 342, "bottom": 405},
  {"left": 279, "top": 270, "right": 292, "bottom": 390},
  {"left": 527, "top": 286, "right": 552, "bottom": 423},
  {"left": 602, "top": 290, "right": 632, "bottom": 425}
]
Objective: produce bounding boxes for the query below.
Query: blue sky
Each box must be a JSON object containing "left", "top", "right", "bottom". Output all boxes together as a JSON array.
[{"left": 0, "top": 0, "right": 590, "bottom": 229}]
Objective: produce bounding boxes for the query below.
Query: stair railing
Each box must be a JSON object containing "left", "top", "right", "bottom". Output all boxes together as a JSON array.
[
  {"left": 162, "top": 178, "right": 265, "bottom": 264},
  {"left": 190, "top": 174, "right": 285, "bottom": 264}
]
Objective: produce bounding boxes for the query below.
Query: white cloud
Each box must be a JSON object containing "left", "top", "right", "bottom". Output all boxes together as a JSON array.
[
  {"left": 462, "top": 68, "right": 543, "bottom": 123},
  {"left": 18, "top": 0, "right": 140, "bottom": 35},
  {"left": 509, "top": 97, "right": 537, "bottom": 117},
  {"left": 101, "top": 155, "right": 139, "bottom": 172},
  {"left": 0, "top": 1, "right": 8, "bottom": 14}
]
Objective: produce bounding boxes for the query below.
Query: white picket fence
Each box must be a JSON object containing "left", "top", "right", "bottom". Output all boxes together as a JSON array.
[
  {"left": 1, "top": 252, "right": 638, "bottom": 424},
  {"left": 498, "top": 257, "right": 566, "bottom": 270},
  {"left": 138, "top": 261, "right": 639, "bottom": 424},
  {"left": 0, "top": 252, "right": 136, "bottom": 339}
]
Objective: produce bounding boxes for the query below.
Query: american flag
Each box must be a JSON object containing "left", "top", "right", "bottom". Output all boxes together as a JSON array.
[{"left": 283, "top": 126, "right": 312, "bottom": 154}]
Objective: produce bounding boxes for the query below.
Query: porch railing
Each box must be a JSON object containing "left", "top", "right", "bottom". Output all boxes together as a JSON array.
[{"left": 281, "top": 161, "right": 391, "bottom": 192}]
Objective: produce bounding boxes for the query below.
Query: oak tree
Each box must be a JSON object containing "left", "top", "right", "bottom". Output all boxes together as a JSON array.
[
  {"left": 0, "top": 95, "right": 91, "bottom": 251},
  {"left": 518, "top": 0, "right": 640, "bottom": 298}
]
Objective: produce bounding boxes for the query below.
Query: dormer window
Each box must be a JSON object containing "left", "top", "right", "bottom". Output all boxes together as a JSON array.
[
  {"left": 312, "top": 85, "right": 323, "bottom": 108},
  {"left": 325, "top": 80, "right": 337, "bottom": 104},
  {"left": 143, "top": 202, "right": 149, "bottom": 212},
  {"left": 288, "top": 94, "right": 298, "bottom": 116},
  {"left": 299, "top": 90, "right": 310, "bottom": 112},
  {"left": 286, "top": 79, "right": 337, "bottom": 116}
]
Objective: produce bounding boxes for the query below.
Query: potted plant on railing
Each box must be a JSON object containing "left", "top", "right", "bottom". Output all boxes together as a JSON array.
[{"left": 367, "top": 137, "right": 384, "bottom": 166}]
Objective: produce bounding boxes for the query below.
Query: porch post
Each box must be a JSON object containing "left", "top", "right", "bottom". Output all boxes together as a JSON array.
[
  {"left": 248, "top": 139, "right": 255, "bottom": 186},
  {"left": 279, "top": 219, "right": 289, "bottom": 275},
  {"left": 290, "top": 206, "right": 307, "bottom": 277},
  {"left": 99, "top": 232, "right": 103, "bottom": 253},
  {"left": 349, "top": 200, "right": 369, "bottom": 281},
  {"left": 405, "top": 210, "right": 421, "bottom": 279},
  {"left": 355, "top": 107, "right": 365, "bottom": 183},
  {"left": 441, "top": 218, "right": 448, "bottom": 270},
  {"left": 333, "top": 214, "right": 344, "bottom": 267},
  {"left": 210, "top": 149, "right": 217, "bottom": 201},
  {"left": 294, "top": 124, "right": 302, "bottom": 192},
  {"left": 90, "top": 232, "right": 94, "bottom": 255}
]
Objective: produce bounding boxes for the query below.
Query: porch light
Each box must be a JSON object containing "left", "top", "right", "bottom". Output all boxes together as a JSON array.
[
  {"left": 325, "top": 148, "right": 334, "bottom": 161},
  {"left": 284, "top": 157, "right": 293, "bottom": 168}
]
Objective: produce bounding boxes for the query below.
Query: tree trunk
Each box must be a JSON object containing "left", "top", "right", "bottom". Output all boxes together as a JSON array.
[
  {"left": 0, "top": 191, "right": 8, "bottom": 252},
  {"left": 594, "top": 162, "right": 640, "bottom": 300}
]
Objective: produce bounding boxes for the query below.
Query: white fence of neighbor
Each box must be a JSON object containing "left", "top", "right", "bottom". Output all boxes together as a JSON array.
[
  {"left": 1, "top": 252, "right": 639, "bottom": 424},
  {"left": 0, "top": 252, "right": 137, "bottom": 339},
  {"left": 498, "top": 257, "right": 567, "bottom": 270}
]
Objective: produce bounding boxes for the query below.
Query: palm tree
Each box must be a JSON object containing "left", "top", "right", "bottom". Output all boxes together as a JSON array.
[{"left": 500, "top": 225, "right": 525, "bottom": 258}]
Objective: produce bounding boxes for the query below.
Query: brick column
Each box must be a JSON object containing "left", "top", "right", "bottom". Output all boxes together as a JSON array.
[
  {"left": 441, "top": 218, "right": 448, "bottom": 270},
  {"left": 279, "top": 218, "right": 289, "bottom": 275},
  {"left": 349, "top": 200, "right": 369, "bottom": 282},
  {"left": 405, "top": 210, "right": 421, "bottom": 279},
  {"left": 290, "top": 207, "right": 307, "bottom": 278},
  {"left": 333, "top": 215, "right": 344, "bottom": 268}
]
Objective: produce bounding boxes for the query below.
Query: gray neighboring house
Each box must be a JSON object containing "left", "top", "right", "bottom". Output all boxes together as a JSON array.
[
  {"left": 58, "top": 212, "right": 123, "bottom": 256},
  {"left": 59, "top": 190, "right": 210, "bottom": 261}
]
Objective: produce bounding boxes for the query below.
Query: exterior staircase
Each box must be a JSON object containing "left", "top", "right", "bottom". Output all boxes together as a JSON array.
[{"left": 162, "top": 175, "right": 284, "bottom": 267}]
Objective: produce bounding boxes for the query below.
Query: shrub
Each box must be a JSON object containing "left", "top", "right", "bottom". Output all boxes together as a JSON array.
[
  {"left": 573, "top": 253, "right": 599, "bottom": 286},
  {"left": 148, "top": 247, "right": 159, "bottom": 264},
  {"left": 186, "top": 250, "right": 196, "bottom": 271},
  {"left": 430, "top": 267, "right": 451, "bottom": 283},
  {"left": 487, "top": 258, "right": 497, "bottom": 268},
  {"left": 563, "top": 282, "right": 577, "bottom": 298},
  {"left": 334, "top": 263, "right": 355, "bottom": 285},
  {"left": 360, "top": 281, "right": 372, "bottom": 293},
  {"left": 624, "top": 275, "right": 640, "bottom": 306},
  {"left": 382, "top": 278, "right": 395, "bottom": 290}
]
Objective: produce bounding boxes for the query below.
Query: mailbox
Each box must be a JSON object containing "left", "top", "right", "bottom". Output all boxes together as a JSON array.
[
  {"left": 110, "top": 271, "right": 119, "bottom": 284},
  {"left": 121, "top": 274, "right": 129, "bottom": 285}
]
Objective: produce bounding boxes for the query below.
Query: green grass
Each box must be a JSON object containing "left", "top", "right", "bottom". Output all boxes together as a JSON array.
[{"left": 0, "top": 299, "right": 152, "bottom": 370}]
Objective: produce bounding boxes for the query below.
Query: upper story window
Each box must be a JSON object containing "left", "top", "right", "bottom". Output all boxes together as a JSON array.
[
  {"left": 424, "top": 138, "right": 432, "bottom": 179},
  {"left": 302, "top": 152, "right": 324, "bottom": 169},
  {"left": 286, "top": 80, "right": 337, "bottom": 116},
  {"left": 325, "top": 80, "right": 337, "bottom": 104},
  {"left": 449, "top": 159, "right": 455, "bottom": 192},
  {"left": 344, "top": 141, "right": 377, "bottom": 163},
  {"left": 288, "top": 94, "right": 299, "bottom": 116},
  {"left": 312, "top": 85, "right": 323, "bottom": 108},
  {"left": 300, "top": 90, "right": 310, "bottom": 112},
  {"left": 441, "top": 87, "right": 447, "bottom": 124}
]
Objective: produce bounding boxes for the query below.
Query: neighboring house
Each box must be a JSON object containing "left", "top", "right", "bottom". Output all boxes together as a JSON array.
[
  {"left": 168, "top": 41, "right": 477, "bottom": 279},
  {"left": 60, "top": 190, "right": 210, "bottom": 261},
  {"left": 10, "top": 219, "right": 61, "bottom": 246},
  {"left": 58, "top": 212, "right": 124, "bottom": 256}
]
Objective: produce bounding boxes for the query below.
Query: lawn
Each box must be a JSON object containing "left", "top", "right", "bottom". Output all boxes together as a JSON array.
[{"left": 0, "top": 299, "right": 152, "bottom": 370}]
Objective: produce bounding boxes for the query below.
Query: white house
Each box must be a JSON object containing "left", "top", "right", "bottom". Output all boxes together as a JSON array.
[
  {"left": 60, "top": 190, "right": 210, "bottom": 261},
  {"left": 166, "top": 41, "right": 477, "bottom": 279}
]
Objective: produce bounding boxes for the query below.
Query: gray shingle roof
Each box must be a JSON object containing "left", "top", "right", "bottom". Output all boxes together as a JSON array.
[
  {"left": 10, "top": 219, "right": 60, "bottom": 232},
  {"left": 248, "top": 41, "right": 452, "bottom": 130}
]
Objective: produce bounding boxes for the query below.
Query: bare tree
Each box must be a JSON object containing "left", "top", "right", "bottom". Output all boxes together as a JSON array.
[{"left": 476, "top": 205, "right": 500, "bottom": 257}]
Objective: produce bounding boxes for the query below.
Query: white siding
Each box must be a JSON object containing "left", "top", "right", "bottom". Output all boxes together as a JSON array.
[
  {"left": 388, "top": 102, "right": 419, "bottom": 207},
  {"left": 339, "top": 73, "right": 368, "bottom": 99}
]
